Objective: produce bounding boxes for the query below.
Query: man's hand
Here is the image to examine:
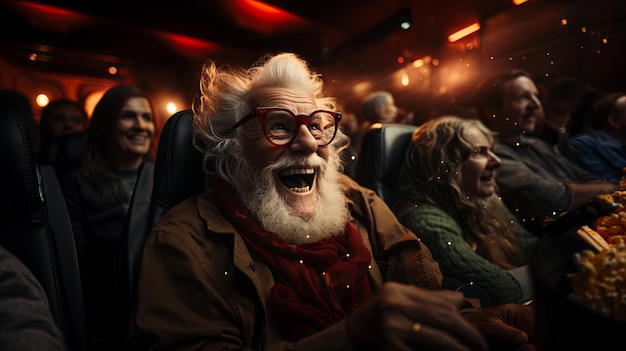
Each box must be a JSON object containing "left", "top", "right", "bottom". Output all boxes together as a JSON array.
[{"left": 346, "top": 282, "right": 488, "bottom": 351}]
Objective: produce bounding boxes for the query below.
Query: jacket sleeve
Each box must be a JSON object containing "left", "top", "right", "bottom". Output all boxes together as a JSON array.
[
  {"left": 494, "top": 146, "right": 571, "bottom": 221},
  {"left": 0, "top": 246, "right": 66, "bottom": 351},
  {"left": 133, "top": 223, "right": 258, "bottom": 350},
  {"left": 568, "top": 132, "right": 624, "bottom": 184}
]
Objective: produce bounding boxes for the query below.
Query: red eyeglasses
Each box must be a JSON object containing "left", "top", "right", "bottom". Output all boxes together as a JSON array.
[{"left": 230, "top": 107, "right": 342, "bottom": 146}]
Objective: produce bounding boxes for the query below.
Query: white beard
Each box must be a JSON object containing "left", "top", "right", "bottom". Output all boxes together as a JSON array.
[{"left": 232, "top": 151, "right": 349, "bottom": 245}]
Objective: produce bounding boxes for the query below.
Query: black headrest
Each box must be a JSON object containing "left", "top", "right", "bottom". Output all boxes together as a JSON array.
[
  {"left": 0, "top": 89, "right": 39, "bottom": 151},
  {"left": 355, "top": 123, "right": 417, "bottom": 206},
  {"left": 122, "top": 110, "right": 206, "bottom": 350},
  {"left": 0, "top": 102, "right": 40, "bottom": 229},
  {"left": 148, "top": 110, "right": 206, "bottom": 227},
  {"left": 39, "top": 131, "right": 86, "bottom": 182},
  {"left": 125, "top": 109, "right": 205, "bottom": 299}
]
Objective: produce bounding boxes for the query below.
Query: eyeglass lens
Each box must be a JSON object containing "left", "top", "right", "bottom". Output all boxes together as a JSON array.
[{"left": 263, "top": 109, "right": 337, "bottom": 146}]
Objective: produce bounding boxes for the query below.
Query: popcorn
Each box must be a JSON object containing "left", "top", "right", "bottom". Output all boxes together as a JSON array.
[
  {"left": 569, "top": 237, "right": 626, "bottom": 322},
  {"left": 569, "top": 181, "right": 626, "bottom": 322},
  {"left": 594, "top": 193, "right": 626, "bottom": 244}
]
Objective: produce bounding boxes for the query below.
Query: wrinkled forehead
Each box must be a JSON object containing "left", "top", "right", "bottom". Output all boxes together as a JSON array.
[{"left": 250, "top": 87, "right": 317, "bottom": 112}]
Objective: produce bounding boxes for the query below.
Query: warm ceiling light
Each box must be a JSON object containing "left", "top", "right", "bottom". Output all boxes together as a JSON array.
[
  {"left": 513, "top": 0, "right": 528, "bottom": 5},
  {"left": 231, "top": 0, "right": 305, "bottom": 33},
  {"left": 166, "top": 102, "right": 178, "bottom": 115},
  {"left": 85, "top": 90, "right": 106, "bottom": 117},
  {"left": 401, "top": 74, "right": 409, "bottom": 87},
  {"left": 36, "top": 93, "right": 49, "bottom": 107},
  {"left": 448, "top": 23, "right": 481, "bottom": 43}
]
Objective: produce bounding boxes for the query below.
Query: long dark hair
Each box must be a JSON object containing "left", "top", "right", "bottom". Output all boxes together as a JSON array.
[{"left": 82, "top": 85, "right": 157, "bottom": 207}]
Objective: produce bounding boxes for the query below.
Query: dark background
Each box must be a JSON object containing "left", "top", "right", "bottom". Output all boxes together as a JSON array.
[{"left": 1, "top": 0, "right": 624, "bottom": 125}]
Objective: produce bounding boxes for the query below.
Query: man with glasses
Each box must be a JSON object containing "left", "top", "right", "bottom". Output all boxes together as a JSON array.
[{"left": 132, "top": 53, "right": 535, "bottom": 351}]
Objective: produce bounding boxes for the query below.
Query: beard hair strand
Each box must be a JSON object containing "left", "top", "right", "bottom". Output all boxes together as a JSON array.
[{"left": 232, "top": 151, "right": 349, "bottom": 245}]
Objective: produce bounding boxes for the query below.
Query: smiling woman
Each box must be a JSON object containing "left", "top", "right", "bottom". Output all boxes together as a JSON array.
[
  {"left": 393, "top": 116, "right": 539, "bottom": 306},
  {"left": 60, "top": 85, "right": 158, "bottom": 351}
]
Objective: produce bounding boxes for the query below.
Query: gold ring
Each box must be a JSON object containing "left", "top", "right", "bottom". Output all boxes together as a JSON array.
[{"left": 412, "top": 322, "right": 422, "bottom": 333}]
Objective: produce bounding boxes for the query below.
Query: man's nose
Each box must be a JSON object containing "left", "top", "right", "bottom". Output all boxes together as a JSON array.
[
  {"left": 289, "top": 124, "right": 318, "bottom": 153},
  {"left": 531, "top": 96, "right": 542, "bottom": 109}
]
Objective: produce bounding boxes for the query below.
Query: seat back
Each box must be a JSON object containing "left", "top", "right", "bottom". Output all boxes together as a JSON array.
[
  {"left": 355, "top": 123, "right": 418, "bottom": 206},
  {"left": 117, "top": 161, "right": 154, "bottom": 349},
  {"left": 0, "top": 102, "right": 89, "bottom": 351},
  {"left": 354, "top": 122, "right": 494, "bottom": 306},
  {"left": 147, "top": 110, "right": 207, "bottom": 228},
  {"left": 39, "top": 131, "right": 86, "bottom": 183},
  {"left": 121, "top": 110, "right": 205, "bottom": 349},
  {"left": 0, "top": 89, "right": 40, "bottom": 151}
]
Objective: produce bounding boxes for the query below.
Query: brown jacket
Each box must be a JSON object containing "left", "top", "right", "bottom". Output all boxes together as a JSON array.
[{"left": 133, "top": 174, "right": 444, "bottom": 350}]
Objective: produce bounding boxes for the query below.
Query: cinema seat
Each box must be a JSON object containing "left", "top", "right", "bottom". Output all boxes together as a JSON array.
[{"left": 0, "top": 102, "right": 89, "bottom": 351}]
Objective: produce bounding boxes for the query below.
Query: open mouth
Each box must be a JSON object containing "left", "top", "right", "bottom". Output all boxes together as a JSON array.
[{"left": 279, "top": 167, "right": 316, "bottom": 193}]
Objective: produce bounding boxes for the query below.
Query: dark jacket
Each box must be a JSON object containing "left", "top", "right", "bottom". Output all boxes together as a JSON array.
[
  {"left": 0, "top": 245, "right": 66, "bottom": 350},
  {"left": 132, "top": 174, "right": 449, "bottom": 350}
]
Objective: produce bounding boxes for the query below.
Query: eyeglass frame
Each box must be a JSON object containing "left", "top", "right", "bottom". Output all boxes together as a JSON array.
[{"left": 229, "top": 107, "right": 342, "bottom": 146}]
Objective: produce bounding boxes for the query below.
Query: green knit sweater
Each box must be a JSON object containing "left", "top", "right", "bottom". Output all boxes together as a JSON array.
[{"left": 399, "top": 204, "right": 538, "bottom": 305}]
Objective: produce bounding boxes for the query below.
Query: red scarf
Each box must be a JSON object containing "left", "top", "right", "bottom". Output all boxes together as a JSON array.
[{"left": 216, "top": 185, "right": 373, "bottom": 339}]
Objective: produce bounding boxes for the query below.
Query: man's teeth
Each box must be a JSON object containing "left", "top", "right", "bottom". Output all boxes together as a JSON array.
[
  {"left": 289, "top": 186, "right": 310, "bottom": 193},
  {"left": 280, "top": 168, "right": 314, "bottom": 176},
  {"left": 279, "top": 167, "right": 315, "bottom": 193}
]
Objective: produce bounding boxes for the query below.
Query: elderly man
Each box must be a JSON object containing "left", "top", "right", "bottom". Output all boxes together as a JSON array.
[
  {"left": 361, "top": 90, "right": 399, "bottom": 127},
  {"left": 132, "top": 53, "right": 534, "bottom": 350}
]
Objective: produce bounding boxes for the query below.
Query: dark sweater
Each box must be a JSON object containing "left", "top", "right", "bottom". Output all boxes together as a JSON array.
[{"left": 399, "top": 203, "right": 538, "bottom": 305}]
